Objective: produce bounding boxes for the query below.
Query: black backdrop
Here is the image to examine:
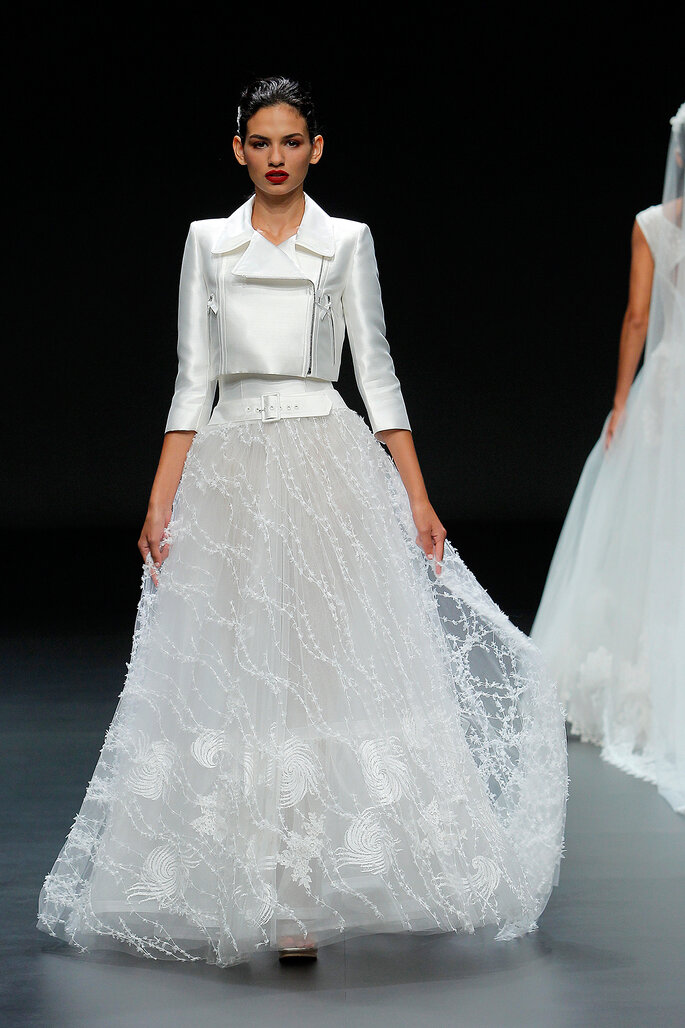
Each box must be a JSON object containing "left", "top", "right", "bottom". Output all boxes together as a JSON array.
[{"left": 5, "top": 14, "right": 681, "bottom": 634}]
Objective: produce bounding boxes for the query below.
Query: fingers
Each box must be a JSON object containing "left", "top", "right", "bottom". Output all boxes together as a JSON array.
[
  {"left": 144, "top": 552, "right": 160, "bottom": 586},
  {"left": 605, "top": 407, "right": 625, "bottom": 450},
  {"left": 416, "top": 524, "right": 447, "bottom": 576},
  {"left": 148, "top": 537, "right": 164, "bottom": 567},
  {"left": 434, "top": 531, "right": 445, "bottom": 575},
  {"left": 412, "top": 502, "right": 447, "bottom": 575},
  {"left": 138, "top": 533, "right": 162, "bottom": 587},
  {"left": 160, "top": 523, "right": 173, "bottom": 555},
  {"left": 415, "top": 529, "right": 434, "bottom": 560}
]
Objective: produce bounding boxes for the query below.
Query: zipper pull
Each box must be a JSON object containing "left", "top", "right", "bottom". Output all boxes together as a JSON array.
[{"left": 314, "top": 291, "right": 332, "bottom": 320}]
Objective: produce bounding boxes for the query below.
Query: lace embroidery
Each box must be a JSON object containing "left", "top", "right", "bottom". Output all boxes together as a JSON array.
[
  {"left": 276, "top": 813, "right": 325, "bottom": 889},
  {"left": 127, "top": 733, "right": 176, "bottom": 800},
  {"left": 335, "top": 808, "right": 397, "bottom": 876},
  {"left": 38, "top": 408, "right": 566, "bottom": 966},
  {"left": 127, "top": 844, "right": 200, "bottom": 908}
]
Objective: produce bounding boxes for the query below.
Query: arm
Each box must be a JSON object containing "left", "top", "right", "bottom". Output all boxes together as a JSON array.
[
  {"left": 138, "top": 431, "right": 195, "bottom": 583},
  {"left": 138, "top": 222, "right": 216, "bottom": 581},
  {"left": 342, "top": 224, "right": 411, "bottom": 435},
  {"left": 605, "top": 219, "right": 654, "bottom": 448},
  {"left": 341, "top": 225, "right": 446, "bottom": 571},
  {"left": 165, "top": 222, "right": 216, "bottom": 433},
  {"left": 376, "top": 428, "right": 447, "bottom": 574}
]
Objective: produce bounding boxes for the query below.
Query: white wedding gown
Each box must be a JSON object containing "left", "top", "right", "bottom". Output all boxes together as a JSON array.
[
  {"left": 532, "top": 204, "right": 685, "bottom": 813},
  {"left": 38, "top": 374, "right": 567, "bottom": 966}
]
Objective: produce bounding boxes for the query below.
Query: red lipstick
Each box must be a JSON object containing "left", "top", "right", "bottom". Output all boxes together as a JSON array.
[{"left": 266, "top": 171, "right": 289, "bottom": 184}]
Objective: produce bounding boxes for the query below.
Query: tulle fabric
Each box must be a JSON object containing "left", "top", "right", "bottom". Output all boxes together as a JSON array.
[
  {"left": 38, "top": 390, "right": 566, "bottom": 966},
  {"left": 531, "top": 338, "right": 684, "bottom": 808},
  {"left": 532, "top": 184, "right": 685, "bottom": 811}
]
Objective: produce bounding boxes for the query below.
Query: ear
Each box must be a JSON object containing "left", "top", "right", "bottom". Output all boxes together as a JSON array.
[
  {"left": 233, "top": 135, "right": 247, "bottom": 166},
  {"left": 309, "top": 134, "right": 324, "bottom": 166}
]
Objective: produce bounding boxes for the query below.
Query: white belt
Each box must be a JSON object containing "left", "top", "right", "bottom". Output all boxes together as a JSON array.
[{"left": 214, "top": 390, "right": 345, "bottom": 424}]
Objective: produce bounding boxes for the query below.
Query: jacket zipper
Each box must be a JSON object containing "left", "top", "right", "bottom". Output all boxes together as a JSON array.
[
  {"left": 217, "top": 260, "right": 227, "bottom": 375},
  {"left": 306, "top": 258, "right": 326, "bottom": 375},
  {"left": 207, "top": 294, "right": 218, "bottom": 376}
]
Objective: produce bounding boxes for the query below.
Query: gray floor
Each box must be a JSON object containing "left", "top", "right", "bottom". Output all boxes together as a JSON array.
[{"left": 2, "top": 634, "right": 684, "bottom": 1027}]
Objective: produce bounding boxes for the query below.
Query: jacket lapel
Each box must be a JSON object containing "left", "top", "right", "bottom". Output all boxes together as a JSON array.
[
  {"left": 210, "top": 195, "right": 254, "bottom": 255},
  {"left": 294, "top": 194, "right": 336, "bottom": 258},
  {"left": 231, "top": 231, "right": 310, "bottom": 281},
  {"left": 210, "top": 192, "right": 336, "bottom": 282}
]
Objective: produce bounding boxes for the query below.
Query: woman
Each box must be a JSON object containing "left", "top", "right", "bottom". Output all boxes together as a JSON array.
[
  {"left": 532, "top": 104, "right": 685, "bottom": 813},
  {"left": 38, "top": 77, "right": 567, "bottom": 966}
]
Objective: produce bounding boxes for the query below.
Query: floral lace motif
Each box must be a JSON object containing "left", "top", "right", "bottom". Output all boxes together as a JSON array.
[{"left": 38, "top": 407, "right": 567, "bottom": 966}]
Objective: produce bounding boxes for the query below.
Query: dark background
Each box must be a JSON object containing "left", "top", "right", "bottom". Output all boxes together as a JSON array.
[{"left": 4, "top": 14, "right": 682, "bottom": 639}]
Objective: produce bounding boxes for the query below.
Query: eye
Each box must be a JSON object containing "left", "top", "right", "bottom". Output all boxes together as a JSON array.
[
  {"left": 286, "top": 139, "right": 301, "bottom": 147},
  {"left": 250, "top": 140, "right": 268, "bottom": 149}
]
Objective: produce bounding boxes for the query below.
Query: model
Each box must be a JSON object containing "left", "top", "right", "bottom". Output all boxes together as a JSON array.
[
  {"left": 532, "top": 104, "right": 684, "bottom": 813},
  {"left": 38, "top": 77, "right": 567, "bottom": 966}
]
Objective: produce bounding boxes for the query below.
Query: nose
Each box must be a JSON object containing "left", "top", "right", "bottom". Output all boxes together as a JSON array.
[{"left": 269, "top": 145, "right": 285, "bottom": 167}]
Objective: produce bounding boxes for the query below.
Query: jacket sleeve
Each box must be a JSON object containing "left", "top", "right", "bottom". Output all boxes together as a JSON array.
[
  {"left": 341, "top": 223, "right": 411, "bottom": 435},
  {"left": 164, "top": 222, "right": 217, "bottom": 433}
]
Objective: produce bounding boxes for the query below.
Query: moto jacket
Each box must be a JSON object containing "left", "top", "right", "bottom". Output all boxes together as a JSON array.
[{"left": 165, "top": 192, "right": 410, "bottom": 436}]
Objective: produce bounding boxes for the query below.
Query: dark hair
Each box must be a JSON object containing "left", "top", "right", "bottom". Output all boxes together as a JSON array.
[{"left": 237, "top": 76, "right": 319, "bottom": 143}]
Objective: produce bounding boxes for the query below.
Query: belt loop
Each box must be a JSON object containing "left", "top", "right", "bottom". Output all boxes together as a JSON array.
[{"left": 260, "top": 393, "right": 281, "bottom": 422}]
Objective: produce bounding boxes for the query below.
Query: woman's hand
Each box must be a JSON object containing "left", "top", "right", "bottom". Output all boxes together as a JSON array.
[
  {"left": 138, "top": 504, "right": 172, "bottom": 587},
  {"left": 138, "top": 430, "right": 196, "bottom": 586},
  {"left": 374, "top": 429, "right": 447, "bottom": 575},
  {"left": 605, "top": 403, "right": 625, "bottom": 450},
  {"left": 411, "top": 498, "right": 447, "bottom": 575}
]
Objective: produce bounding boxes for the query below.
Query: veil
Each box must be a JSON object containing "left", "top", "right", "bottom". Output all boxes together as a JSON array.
[
  {"left": 643, "top": 102, "right": 684, "bottom": 360},
  {"left": 641, "top": 102, "right": 685, "bottom": 811}
]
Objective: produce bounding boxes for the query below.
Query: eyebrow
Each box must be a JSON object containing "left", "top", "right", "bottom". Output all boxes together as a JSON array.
[{"left": 247, "top": 132, "right": 305, "bottom": 141}]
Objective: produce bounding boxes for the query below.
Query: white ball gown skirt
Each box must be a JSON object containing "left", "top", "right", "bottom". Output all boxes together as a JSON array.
[
  {"left": 38, "top": 375, "right": 567, "bottom": 966},
  {"left": 531, "top": 334, "right": 685, "bottom": 813}
]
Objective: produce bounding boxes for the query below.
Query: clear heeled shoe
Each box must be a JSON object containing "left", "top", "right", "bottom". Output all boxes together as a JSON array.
[{"left": 277, "top": 935, "right": 318, "bottom": 961}]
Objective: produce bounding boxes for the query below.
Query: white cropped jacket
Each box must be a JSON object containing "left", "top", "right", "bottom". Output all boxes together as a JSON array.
[{"left": 165, "top": 193, "right": 410, "bottom": 436}]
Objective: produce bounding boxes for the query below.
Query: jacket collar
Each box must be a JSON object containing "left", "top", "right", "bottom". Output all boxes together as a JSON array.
[{"left": 210, "top": 192, "right": 336, "bottom": 273}]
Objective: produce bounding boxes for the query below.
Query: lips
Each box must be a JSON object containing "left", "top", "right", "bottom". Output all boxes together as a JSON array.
[{"left": 266, "top": 171, "right": 289, "bottom": 183}]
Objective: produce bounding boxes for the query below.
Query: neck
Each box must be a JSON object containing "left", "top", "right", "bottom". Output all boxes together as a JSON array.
[{"left": 251, "top": 187, "right": 306, "bottom": 233}]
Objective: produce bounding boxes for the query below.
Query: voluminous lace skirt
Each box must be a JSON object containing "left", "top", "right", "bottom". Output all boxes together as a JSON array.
[{"left": 38, "top": 393, "right": 567, "bottom": 966}]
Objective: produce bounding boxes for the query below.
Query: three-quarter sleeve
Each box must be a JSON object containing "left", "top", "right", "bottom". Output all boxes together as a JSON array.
[
  {"left": 164, "top": 223, "right": 217, "bottom": 433},
  {"left": 342, "top": 224, "right": 411, "bottom": 435}
]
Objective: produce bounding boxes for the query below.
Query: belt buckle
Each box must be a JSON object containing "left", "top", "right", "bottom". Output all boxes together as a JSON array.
[{"left": 260, "top": 393, "right": 281, "bottom": 422}]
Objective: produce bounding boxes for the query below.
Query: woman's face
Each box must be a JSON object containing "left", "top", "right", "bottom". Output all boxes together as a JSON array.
[{"left": 233, "top": 103, "right": 323, "bottom": 198}]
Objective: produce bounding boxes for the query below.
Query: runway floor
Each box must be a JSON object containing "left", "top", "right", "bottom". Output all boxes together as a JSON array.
[{"left": 2, "top": 632, "right": 684, "bottom": 1027}]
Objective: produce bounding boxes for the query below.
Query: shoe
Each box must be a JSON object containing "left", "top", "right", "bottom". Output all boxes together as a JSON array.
[{"left": 277, "top": 935, "right": 318, "bottom": 961}]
